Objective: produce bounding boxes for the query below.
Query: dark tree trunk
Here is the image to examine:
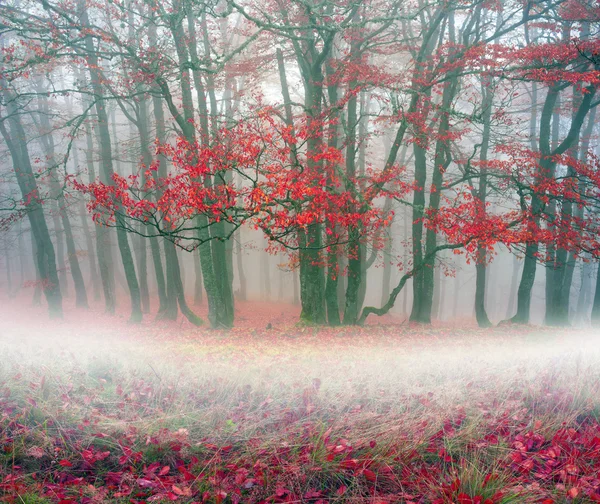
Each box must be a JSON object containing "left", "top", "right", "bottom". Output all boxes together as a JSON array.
[
  {"left": 410, "top": 141, "right": 428, "bottom": 322},
  {"left": 167, "top": 5, "right": 230, "bottom": 328},
  {"left": 407, "top": 12, "right": 447, "bottom": 324},
  {"left": 79, "top": 1, "right": 142, "bottom": 322},
  {"left": 299, "top": 225, "right": 326, "bottom": 324},
  {"left": 199, "top": 8, "right": 235, "bottom": 326},
  {"left": 80, "top": 69, "right": 115, "bottom": 312},
  {"left": 412, "top": 72, "right": 457, "bottom": 323},
  {"left": 0, "top": 83, "right": 62, "bottom": 317},
  {"left": 165, "top": 242, "right": 203, "bottom": 325},
  {"left": 36, "top": 90, "right": 88, "bottom": 308},
  {"left": 515, "top": 80, "right": 596, "bottom": 323},
  {"left": 592, "top": 266, "right": 600, "bottom": 326}
]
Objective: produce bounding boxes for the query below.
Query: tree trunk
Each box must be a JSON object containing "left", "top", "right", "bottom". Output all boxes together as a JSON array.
[
  {"left": 412, "top": 72, "right": 457, "bottom": 323},
  {"left": 80, "top": 68, "right": 115, "bottom": 312},
  {"left": 235, "top": 229, "right": 247, "bottom": 302},
  {"left": 299, "top": 94, "right": 326, "bottom": 322},
  {"left": 4, "top": 240, "right": 12, "bottom": 296},
  {"left": 79, "top": 0, "right": 142, "bottom": 322},
  {"left": 0, "top": 82, "right": 62, "bottom": 317},
  {"left": 52, "top": 211, "right": 67, "bottom": 297},
  {"left": 165, "top": 241, "right": 203, "bottom": 325},
  {"left": 515, "top": 80, "right": 596, "bottom": 323},
  {"left": 166, "top": 5, "right": 230, "bottom": 327},
  {"left": 592, "top": 266, "right": 600, "bottom": 326},
  {"left": 381, "top": 231, "right": 392, "bottom": 307},
  {"left": 453, "top": 267, "right": 461, "bottom": 320},
  {"left": 474, "top": 81, "right": 494, "bottom": 328},
  {"left": 77, "top": 193, "right": 100, "bottom": 302},
  {"left": 261, "top": 245, "right": 271, "bottom": 300},
  {"left": 293, "top": 265, "right": 300, "bottom": 306},
  {"left": 31, "top": 233, "right": 42, "bottom": 306},
  {"left": 35, "top": 90, "right": 89, "bottom": 308},
  {"left": 323, "top": 50, "right": 341, "bottom": 326},
  {"left": 193, "top": 248, "right": 203, "bottom": 305},
  {"left": 575, "top": 261, "right": 593, "bottom": 323},
  {"left": 342, "top": 59, "right": 362, "bottom": 325}
]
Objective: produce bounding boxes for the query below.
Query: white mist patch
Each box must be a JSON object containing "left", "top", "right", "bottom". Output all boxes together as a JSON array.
[{"left": 1, "top": 312, "right": 598, "bottom": 416}]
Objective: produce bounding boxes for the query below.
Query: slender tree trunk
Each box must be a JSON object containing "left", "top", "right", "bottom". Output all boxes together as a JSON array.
[
  {"left": 17, "top": 222, "right": 25, "bottom": 290},
  {"left": 354, "top": 92, "right": 373, "bottom": 320},
  {"left": 31, "top": 233, "right": 42, "bottom": 306},
  {"left": 193, "top": 248, "right": 203, "bottom": 305},
  {"left": 35, "top": 90, "right": 89, "bottom": 308},
  {"left": 576, "top": 260, "right": 593, "bottom": 323},
  {"left": 199, "top": 9, "right": 235, "bottom": 325},
  {"left": 166, "top": 241, "right": 203, "bottom": 325},
  {"left": 410, "top": 141, "right": 428, "bottom": 322},
  {"left": 413, "top": 73, "right": 458, "bottom": 323},
  {"left": 403, "top": 208, "right": 409, "bottom": 316},
  {"left": 474, "top": 82, "right": 494, "bottom": 328},
  {"left": 137, "top": 225, "right": 150, "bottom": 313},
  {"left": 342, "top": 56, "right": 362, "bottom": 325},
  {"left": 278, "top": 253, "right": 285, "bottom": 301},
  {"left": 381, "top": 231, "right": 393, "bottom": 307},
  {"left": 80, "top": 68, "right": 115, "bottom": 312},
  {"left": 592, "top": 266, "right": 600, "bottom": 326},
  {"left": 76, "top": 186, "right": 100, "bottom": 301},
  {"left": 126, "top": 121, "right": 150, "bottom": 314},
  {"left": 0, "top": 83, "right": 62, "bottom": 317},
  {"left": 453, "top": 268, "right": 461, "bottom": 320},
  {"left": 261, "top": 245, "right": 271, "bottom": 301},
  {"left": 4, "top": 240, "right": 12, "bottom": 296},
  {"left": 432, "top": 261, "right": 442, "bottom": 321},
  {"left": 235, "top": 229, "right": 247, "bottom": 302},
  {"left": 293, "top": 265, "right": 300, "bottom": 306},
  {"left": 505, "top": 253, "right": 520, "bottom": 319},
  {"left": 167, "top": 5, "right": 229, "bottom": 327},
  {"left": 515, "top": 80, "right": 596, "bottom": 323},
  {"left": 52, "top": 211, "right": 67, "bottom": 297},
  {"left": 79, "top": 0, "right": 142, "bottom": 322},
  {"left": 323, "top": 49, "right": 341, "bottom": 326}
]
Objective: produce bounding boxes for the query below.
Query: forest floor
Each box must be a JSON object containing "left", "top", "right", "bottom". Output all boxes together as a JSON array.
[{"left": 0, "top": 294, "right": 599, "bottom": 503}]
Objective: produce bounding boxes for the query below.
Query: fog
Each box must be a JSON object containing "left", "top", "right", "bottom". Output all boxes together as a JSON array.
[{"left": 1, "top": 0, "right": 600, "bottom": 502}]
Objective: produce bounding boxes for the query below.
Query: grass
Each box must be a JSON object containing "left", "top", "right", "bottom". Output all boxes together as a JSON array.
[{"left": 0, "top": 298, "right": 600, "bottom": 503}]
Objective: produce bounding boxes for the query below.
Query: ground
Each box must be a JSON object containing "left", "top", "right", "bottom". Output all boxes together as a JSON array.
[{"left": 0, "top": 295, "right": 599, "bottom": 503}]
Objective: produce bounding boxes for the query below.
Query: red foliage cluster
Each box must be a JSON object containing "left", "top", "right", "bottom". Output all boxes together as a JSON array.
[{"left": 73, "top": 110, "right": 409, "bottom": 253}]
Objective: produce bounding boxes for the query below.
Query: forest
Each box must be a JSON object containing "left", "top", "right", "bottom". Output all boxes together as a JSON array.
[{"left": 1, "top": 0, "right": 600, "bottom": 503}]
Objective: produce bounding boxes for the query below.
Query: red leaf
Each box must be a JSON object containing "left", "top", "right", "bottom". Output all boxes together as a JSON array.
[{"left": 363, "top": 469, "right": 377, "bottom": 482}]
